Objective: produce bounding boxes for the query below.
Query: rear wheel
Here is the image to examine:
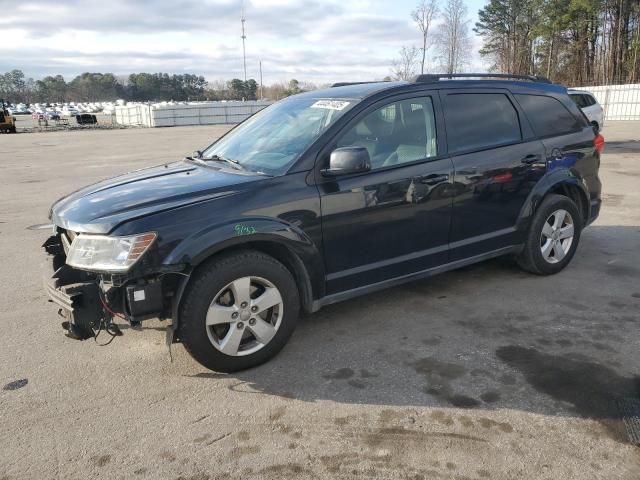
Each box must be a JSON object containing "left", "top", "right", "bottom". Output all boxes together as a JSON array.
[
  {"left": 517, "top": 194, "right": 582, "bottom": 275},
  {"left": 179, "top": 250, "right": 300, "bottom": 372}
]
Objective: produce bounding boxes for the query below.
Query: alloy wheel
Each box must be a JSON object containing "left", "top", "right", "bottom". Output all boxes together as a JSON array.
[
  {"left": 540, "top": 209, "right": 575, "bottom": 264},
  {"left": 206, "top": 276, "right": 283, "bottom": 356}
]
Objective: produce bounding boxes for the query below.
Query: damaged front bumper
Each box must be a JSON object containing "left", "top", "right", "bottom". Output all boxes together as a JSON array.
[
  {"left": 43, "top": 234, "right": 105, "bottom": 339},
  {"left": 42, "top": 231, "right": 182, "bottom": 341}
]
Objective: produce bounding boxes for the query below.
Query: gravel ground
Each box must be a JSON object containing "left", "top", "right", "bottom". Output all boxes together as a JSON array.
[{"left": 0, "top": 122, "right": 639, "bottom": 479}]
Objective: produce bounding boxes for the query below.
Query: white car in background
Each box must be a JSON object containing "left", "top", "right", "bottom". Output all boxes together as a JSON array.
[
  {"left": 61, "top": 106, "right": 79, "bottom": 117},
  {"left": 568, "top": 89, "right": 604, "bottom": 131}
]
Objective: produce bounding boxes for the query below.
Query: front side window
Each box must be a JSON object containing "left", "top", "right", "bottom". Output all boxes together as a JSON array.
[
  {"left": 202, "top": 97, "right": 356, "bottom": 176},
  {"left": 336, "top": 96, "right": 437, "bottom": 170},
  {"left": 515, "top": 94, "right": 584, "bottom": 138},
  {"left": 444, "top": 93, "right": 522, "bottom": 154}
]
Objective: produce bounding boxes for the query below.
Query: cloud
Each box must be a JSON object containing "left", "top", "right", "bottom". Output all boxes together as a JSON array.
[
  {"left": 0, "top": 0, "right": 478, "bottom": 83},
  {"left": 2, "top": 0, "right": 345, "bottom": 37}
]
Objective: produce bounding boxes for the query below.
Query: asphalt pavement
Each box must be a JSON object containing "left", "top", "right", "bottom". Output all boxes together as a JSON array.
[{"left": 0, "top": 123, "right": 639, "bottom": 479}]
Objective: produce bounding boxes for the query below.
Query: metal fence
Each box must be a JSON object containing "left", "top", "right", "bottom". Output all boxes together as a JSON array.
[
  {"left": 115, "top": 101, "right": 272, "bottom": 127},
  {"left": 571, "top": 83, "right": 640, "bottom": 121}
]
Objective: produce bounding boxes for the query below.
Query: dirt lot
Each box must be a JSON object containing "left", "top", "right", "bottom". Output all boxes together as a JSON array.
[{"left": 1, "top": 123, "right": 639, "bottom": 480}]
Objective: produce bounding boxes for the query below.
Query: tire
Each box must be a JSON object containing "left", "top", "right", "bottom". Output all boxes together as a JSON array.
[
  {"left": 517, "top": 194, "right": 582, "bottom": 275},
  {"left": 179, "top": 250, "right": 300, "bottom": 372}
]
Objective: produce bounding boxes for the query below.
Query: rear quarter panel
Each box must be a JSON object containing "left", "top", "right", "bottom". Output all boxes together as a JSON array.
[{"left": 540, "top": 126, "right": 601, "bottom": 204}]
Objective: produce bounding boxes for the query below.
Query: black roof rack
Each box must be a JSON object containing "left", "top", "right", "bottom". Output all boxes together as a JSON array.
[
  {"left": 330, "top": 81, "right": 389, "bottom": 88},
  {"left": 413, "top": 73, "right": 552, "bottom": 84}
]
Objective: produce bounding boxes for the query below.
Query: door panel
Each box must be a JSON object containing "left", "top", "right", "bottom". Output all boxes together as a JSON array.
[
  {"left": 442, "top": 90, "right": 546, "bottom": 260},
  {"left": 318, "top": 94, "right": 453, "bottom": 294},
  {"left": 448, "top": 142, "right": 546, "bottom": 259},
  {"left": 320, "top": 159, "right": 454, "bottom": 293}
]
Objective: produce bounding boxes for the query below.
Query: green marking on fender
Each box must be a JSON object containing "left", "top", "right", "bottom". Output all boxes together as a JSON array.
[{"left": 234, "top": 224, "right": 257, "bottom": 236}]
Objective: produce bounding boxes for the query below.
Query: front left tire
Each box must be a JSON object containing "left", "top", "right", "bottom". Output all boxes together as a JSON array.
[{"left": 178, "top": 250, "right": 300, "bottom": 372}]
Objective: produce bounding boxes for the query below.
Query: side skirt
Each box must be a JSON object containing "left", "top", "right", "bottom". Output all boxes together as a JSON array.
[{"left": 311, "top": 245, "right": 521, "bottom": 312}]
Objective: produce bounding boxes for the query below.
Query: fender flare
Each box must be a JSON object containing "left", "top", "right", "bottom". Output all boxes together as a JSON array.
[
  {"left": 165, "top": 217, "right": 324, "bottom": 337},
  {"left": 516, "top": 168, "right": 591, "bottom": 233}
]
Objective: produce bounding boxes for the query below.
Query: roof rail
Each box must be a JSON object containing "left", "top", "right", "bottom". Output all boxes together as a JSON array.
[
  {"left": 412, "top": 73, "right": 552, "bottom": 84},
  {"left": 330, "top": 81, "right": 388, "bottom": 88}
]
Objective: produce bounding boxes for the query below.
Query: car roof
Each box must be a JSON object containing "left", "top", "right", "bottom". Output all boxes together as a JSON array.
[
  {"left": 297, "top": 78, "right": 568, "bottom": 102},
  {"left": 296, "top": 81, "right": 407, "bottom": 100}
]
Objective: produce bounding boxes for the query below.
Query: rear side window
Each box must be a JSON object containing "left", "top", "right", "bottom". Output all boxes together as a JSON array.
[
  {"left": 583, "top": 94, "right": 597, "bottom": 106},
  {"left": 443, "top": 93, "right": 521, "bottom": 154},
  {"left": 515, "top": 94, "right": 583, "bottom": 138},
  {"left": 570, "top": 94, "right": 587, "bottom": 108}
]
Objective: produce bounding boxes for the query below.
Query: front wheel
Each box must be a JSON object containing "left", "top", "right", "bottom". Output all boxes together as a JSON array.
[
  {"left": 179, "top": 250, "right": 300, "bottom": 372},
  {"left": 517, "top": 194, "right": 582, "bottom": 275}
]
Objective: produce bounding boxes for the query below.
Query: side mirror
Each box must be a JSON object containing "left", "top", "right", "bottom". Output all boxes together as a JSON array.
[{"left": 322, "top": 147, "right": 371, "bottom": 176}]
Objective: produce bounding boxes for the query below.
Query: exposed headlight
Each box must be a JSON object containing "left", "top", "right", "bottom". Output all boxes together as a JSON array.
[{"left": 66, "top": 232, "right": 157, "bottom": 273}]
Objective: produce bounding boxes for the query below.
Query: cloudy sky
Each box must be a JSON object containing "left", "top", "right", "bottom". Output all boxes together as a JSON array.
[{"left": 0, "top": 0, "right": 488, "bottom": 84}]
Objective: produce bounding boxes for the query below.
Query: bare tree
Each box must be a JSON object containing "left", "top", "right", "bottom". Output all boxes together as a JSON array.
[
  {"left": 391, "top": 46, "right": 420, "bottom": 80},
  {"left": 412, "top": 0, "right": 439, "bottom": 75},
  {"left": 435, "top": 0, "right": 471, "bottom": 74}
]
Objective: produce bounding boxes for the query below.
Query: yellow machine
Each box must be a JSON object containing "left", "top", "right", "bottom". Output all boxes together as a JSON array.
[{"left": 1, "top": 99, "right": 17, "bottom": 133}]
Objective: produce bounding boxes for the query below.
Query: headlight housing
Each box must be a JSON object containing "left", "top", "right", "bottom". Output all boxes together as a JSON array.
[{"left": 66, "top": 232, "right": 157, "bottom": 273}]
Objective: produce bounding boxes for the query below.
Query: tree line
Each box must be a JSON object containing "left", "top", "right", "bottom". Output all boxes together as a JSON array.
[
  {"left": 395, "top": 0, "right": 640, "bottom": 86},
  {"left": 0, "top": 69, "right": 315, "bottom": 104},
  {"left": 475, "top": 0, "right": 640, "bottom": 85}
]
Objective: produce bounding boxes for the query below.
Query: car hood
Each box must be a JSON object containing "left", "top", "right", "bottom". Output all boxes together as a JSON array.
[{"left": 50, "top": 160, "right": 263, "bottom": 234}]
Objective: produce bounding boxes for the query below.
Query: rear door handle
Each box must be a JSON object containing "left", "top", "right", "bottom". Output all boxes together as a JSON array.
[
  {"left": 419, "top": 174, "right": 449, "bottom": 185},
  {"left": 521, "top": 154, "right": 541, "bottom": 164}
]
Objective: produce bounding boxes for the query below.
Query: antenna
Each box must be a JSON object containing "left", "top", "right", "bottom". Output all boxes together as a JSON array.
[
  {"left": 241, "top": 1, "right": 247, "bottom": 82},
  {"left": 259, "top": 60, "right": 263, "bottom": 100}
]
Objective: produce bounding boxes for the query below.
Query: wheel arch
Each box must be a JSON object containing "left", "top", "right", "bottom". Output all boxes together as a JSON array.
[
  {"left": 518, "top": 170, "right": 591, "bottom": 233},
  {"left": 167, "top": 220, "right": 324, "bottom": 336},
  {"left": 200, "top": 240, "right": 317, "bottom": 315},
  {"left": 546, "top": 182, "right": 589, "bottom": 225}
]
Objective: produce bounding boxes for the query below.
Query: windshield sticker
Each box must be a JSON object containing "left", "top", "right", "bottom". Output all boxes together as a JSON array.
[{"left": 311, "top": 100, "right": 351, "bottom": 111}]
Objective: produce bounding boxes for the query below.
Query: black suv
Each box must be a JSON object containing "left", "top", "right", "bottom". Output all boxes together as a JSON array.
[{"left": 43, "top": 74, "right": 604, "bottom": 372}]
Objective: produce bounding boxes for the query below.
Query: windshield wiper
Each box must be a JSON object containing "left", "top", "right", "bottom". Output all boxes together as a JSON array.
[
  {"left": 206, "top": 154, "right": 245, "bottom": 171},
  {"left": 186, "top": 152, "right": 269, "bottom": 175}
]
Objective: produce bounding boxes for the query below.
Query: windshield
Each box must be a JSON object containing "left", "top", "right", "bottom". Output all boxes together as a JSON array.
[{"left": 202, "top": 97, "right": 357, "bottom": 175}]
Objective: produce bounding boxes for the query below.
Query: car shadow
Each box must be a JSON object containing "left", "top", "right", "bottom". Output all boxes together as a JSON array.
[{"left": 182, "top": 225, "right": 640, "bottom": 443}]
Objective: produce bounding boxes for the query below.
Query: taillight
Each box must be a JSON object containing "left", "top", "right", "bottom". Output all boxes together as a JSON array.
[{"left": 594, "top": 133, "right": 605, "bottom": 154}]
